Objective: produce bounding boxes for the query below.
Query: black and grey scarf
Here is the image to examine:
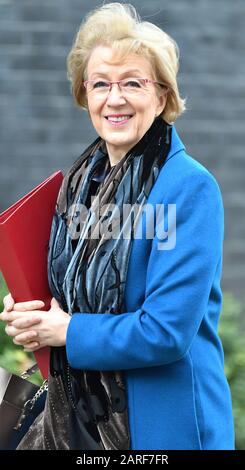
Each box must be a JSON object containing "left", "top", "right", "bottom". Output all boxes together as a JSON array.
[{"left": 18, "top": 117, "right": 172, "bottom": 450}]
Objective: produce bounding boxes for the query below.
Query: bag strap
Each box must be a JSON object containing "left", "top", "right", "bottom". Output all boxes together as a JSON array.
[
  {"left": 14, "top": 364, "right": 48, "bottom": 431},
  {"left": 20, "top": 363, "right": 39, "bottom": 380}
]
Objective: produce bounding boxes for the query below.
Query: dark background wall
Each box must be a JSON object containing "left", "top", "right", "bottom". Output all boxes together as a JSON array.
[{"left": 0, "top": 0, "right": 244, "bottom": 300}]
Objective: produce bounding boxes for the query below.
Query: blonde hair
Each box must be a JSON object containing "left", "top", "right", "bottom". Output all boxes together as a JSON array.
[{"left": 67, "top": 3, "right": 186, "bottom": 123}]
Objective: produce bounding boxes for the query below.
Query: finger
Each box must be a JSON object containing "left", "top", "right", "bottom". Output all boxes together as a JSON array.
[
  {"left": 11, "top": 316, "right": 42, "bottom": 330},
  {"left": 23, "top": 342, "right": 41, "bottom": 352},
  {"left": 13, "top": 300, "right": 45, "bottom": 312},
  {"left": 0, "top": 310, "right": 41, "bottom": 323},
  {"left": 5, "top": 324, "right": 20, "bottom": 337},
  {"left": 1, "top": 311, "right": 18, "bottom": 322},
  {"left": 3, "top": 293, "right": 15, "bottom": 312},
  {"left": 13, "top": 331, "right": 38, "bottom": 345},
  {"left": 0, "top": 311, "right": 29, "bottom": 322}
]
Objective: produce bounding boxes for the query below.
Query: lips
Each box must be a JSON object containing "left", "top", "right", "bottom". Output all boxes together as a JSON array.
[
  {"left": 104, "top": 115, "right": 133, "bottom": 127},
  {"left": 105, "top": 115, "right": 133, "bottom": 122}
]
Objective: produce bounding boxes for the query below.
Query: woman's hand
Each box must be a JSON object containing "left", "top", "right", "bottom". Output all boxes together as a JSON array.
[{"left": 0, "top": 293, "right": 71, "bottom": 352}]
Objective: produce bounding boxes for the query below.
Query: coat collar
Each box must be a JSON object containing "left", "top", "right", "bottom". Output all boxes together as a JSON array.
[{"left": 166, "top": 125, "right": 186, "bottom": 163}]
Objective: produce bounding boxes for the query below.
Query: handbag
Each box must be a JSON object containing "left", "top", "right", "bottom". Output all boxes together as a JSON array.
[{"left": 0, "top": 363, "right": 47, "bottom": 450}]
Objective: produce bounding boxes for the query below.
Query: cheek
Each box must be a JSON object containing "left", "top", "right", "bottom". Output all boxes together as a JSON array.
[
  {"left": 87, "top": 108, "right": 103, "bottom": 132},
  {"left": 87, "top": 98, "right": 101, "bottom": 118},
  {"left": 135, "top": 95, "right": 158, "bottom": 116}
]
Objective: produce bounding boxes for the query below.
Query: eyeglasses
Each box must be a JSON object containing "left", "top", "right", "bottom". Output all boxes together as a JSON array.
[{"left": 83, "top": 77, "right": 169, "bottom": 96}]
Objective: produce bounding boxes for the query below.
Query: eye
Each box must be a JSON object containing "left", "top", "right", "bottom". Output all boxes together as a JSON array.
[
  {"left": 93, "top": 81, "right": 109, "bottom": 89},
  {"left": 123, "top": 79, "right": 142, "bottom": 88}
]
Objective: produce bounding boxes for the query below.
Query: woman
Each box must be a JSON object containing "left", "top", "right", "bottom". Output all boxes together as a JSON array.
[{"left": 0, "top": 3, "right": 234, "bottom": 450}]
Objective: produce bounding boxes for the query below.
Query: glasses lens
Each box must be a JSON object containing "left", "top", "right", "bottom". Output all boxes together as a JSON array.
[
  {"left": 88, "top": 80, "right": 110, "bottom": 93},
  {"left": 121, "top": 78, "right": 145, "bottom": 93}
]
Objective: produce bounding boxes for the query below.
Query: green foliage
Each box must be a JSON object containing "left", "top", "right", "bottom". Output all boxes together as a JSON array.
[
  {"left": 0, "top": 273, "right": 42, "bottom": 385},
  {"left": 0, "top": 274, "right": 244, "bottom": 447},
  {"left": 218, "top": 293, "right": 245, "bottom": 450}
]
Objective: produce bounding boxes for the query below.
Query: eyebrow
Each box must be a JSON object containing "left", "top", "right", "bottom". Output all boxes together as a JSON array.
[{"left": 90, "top": 69, "right": 145, "bottom": 79}]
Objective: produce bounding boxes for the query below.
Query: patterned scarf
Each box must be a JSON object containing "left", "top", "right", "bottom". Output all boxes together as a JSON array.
[{"left": 43, "top": 117, "right": 172, "bottom": 450}]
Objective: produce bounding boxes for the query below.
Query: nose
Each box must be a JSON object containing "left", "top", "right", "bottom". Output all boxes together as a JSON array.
[{"left": 106, "top": 83, "right": 126, "bottom": 106}]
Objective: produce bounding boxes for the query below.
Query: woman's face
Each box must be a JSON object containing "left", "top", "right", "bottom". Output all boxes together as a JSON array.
[{"left": 86, "top": 46, "right": 167, "bottom": 164}]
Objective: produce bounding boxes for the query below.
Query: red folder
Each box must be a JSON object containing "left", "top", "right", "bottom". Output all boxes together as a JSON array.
[{"left": 0, "top": 171, "right": 64, "bottom": 378}]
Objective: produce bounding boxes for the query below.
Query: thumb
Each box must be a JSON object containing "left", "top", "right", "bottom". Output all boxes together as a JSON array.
[{"left": 50, "top": 297, "right": 61, "bottom": 309}]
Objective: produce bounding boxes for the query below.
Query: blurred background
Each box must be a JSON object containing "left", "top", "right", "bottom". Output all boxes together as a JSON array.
[{"left": 0, "top": 0, "right": 245, "bottom": 448}]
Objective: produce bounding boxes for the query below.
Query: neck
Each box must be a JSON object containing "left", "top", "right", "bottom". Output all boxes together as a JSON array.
[{"left": 106, "top": 143, "right": 129, "bottom": 166}]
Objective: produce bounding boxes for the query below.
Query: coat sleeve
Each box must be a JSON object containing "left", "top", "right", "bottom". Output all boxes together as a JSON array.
[{"left": 66, "top": 168, "right": 224, "bottom": 370}]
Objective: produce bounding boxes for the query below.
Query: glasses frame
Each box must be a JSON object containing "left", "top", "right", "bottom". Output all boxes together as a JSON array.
[{"left": 83, "top": 77, "right": 169, "bottom": 94}]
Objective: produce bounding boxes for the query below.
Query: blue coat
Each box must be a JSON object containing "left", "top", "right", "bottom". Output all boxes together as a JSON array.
[{"left": 66, "top": 126, "right": 235, "bottom": 450}]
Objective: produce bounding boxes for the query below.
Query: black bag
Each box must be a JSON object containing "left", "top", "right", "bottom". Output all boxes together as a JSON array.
[{"left": 0, "top": 363, "right": 47, "bottom": 450}]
